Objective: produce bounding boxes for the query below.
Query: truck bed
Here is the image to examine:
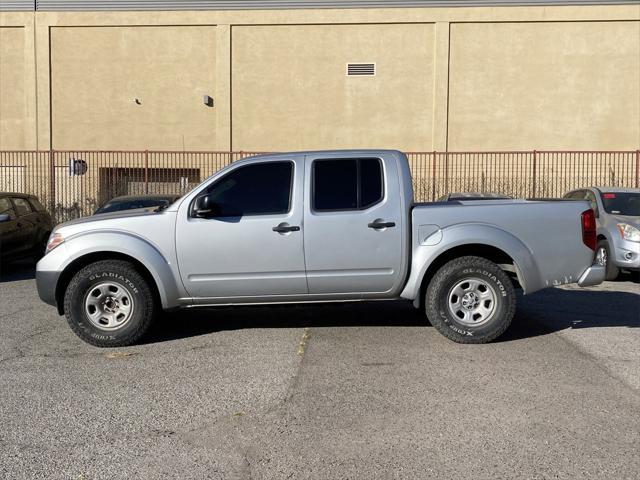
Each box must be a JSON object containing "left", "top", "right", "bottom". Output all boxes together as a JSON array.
[{"left": 409, "top": 199, "right": 595, "bottom": 294}]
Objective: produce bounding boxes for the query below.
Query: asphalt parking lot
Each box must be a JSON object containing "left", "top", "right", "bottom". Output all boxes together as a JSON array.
[{"left": 1, "top": 261, "right": 638, "bottom": 480}]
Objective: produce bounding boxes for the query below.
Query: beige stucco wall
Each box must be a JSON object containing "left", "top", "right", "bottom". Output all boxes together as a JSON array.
[
  {"left": 232, "top": 24, "right": 434, "bottom": 152},
  {"left": 50, "top": 25, "right": 217, "bottom": 150},
  {"left": 0, "top": 27, "right": 26, "bottom": 149},
  {"left": 0, "top": 5, "right": 638, "bottom": 153},
  {"left": 448, "top": 20, "right": 640, "bottom": 151}
]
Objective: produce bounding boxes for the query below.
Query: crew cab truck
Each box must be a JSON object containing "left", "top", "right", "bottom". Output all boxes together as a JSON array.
[{"left": 36, "top": 150, "right": 604, "bottom": 347}]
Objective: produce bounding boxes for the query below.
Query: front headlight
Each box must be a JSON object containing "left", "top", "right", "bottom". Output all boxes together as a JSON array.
[
  {"left": 617, "top": 223, "right": 640, "bottom": 243},
  {"left": 45, "top": 232, "right": 65, "bottom": 254}
]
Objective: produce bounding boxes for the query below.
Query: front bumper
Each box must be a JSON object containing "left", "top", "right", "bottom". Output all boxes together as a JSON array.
[
  {"left": 577, "top": 264, "right": 606, "bottom": 287},
  {"left": 36, "top": 269, "right": 61, "bottom": 308},
  {"left": 610, "top": 237, "right": 640, "bottom": 271}
]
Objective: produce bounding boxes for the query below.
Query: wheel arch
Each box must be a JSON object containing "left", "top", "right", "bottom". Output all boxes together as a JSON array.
[
  {"left": 412, "top": 244, "right": 521, "bottom": 310},
  {"left": 55, "top": 251, "right": 162, "bottom": 315},
  {"left": 48, "top": 231, "right": 185, "bottom": 314},
  {"left": 401, "top": 224, "right": 543, "bottom": 307}
]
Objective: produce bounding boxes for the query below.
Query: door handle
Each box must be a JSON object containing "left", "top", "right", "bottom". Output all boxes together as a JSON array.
[
  {"left": 272, "top": 224, "right": 300, "bottom": 233},
  {"left": 368, "top": 221, "right": 396, "bottom": 229}
]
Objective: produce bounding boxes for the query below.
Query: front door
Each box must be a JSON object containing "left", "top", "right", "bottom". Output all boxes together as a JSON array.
[
  {"left": 303, "top": 153, "right": 404, "bottom": 295},
  {"left": 176, "top": 158, "right": 307, "bottom": 301}
]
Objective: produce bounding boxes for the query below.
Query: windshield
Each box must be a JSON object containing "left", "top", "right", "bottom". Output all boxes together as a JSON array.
[
  {"left": 96, "top": 198, "right": 170, "bottom": 214},
  {"left": 600, "top": 192, "right": 640, "bottom": 216}
]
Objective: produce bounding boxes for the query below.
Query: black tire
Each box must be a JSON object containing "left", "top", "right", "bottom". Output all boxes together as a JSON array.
[
  {"left": 425, "top": 256, "right": 516, "bottom": 344},
  {"left": 596, "top": 239, "right": 619, "bottom": 281},
  {"left": 63, "top": 260, "right": 157, "bottom": 347}
]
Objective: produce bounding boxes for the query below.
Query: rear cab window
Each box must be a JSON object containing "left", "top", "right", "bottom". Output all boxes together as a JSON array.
[
  {"left": 600, "top": 192, "right": 640, "bottom": 216},
  {"left": 313, "top": 158, "right": 383, "bottom": 211}
]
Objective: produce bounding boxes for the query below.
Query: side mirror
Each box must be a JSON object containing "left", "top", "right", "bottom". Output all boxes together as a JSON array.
[
  {"left": 0, "top": 213, "right": 10, "bottom": 223},
  {"left": 194, "top": 194, "right": 220, "bottom": 218}
]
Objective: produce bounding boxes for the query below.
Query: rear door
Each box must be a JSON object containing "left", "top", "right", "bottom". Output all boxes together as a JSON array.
[
  {"left": 302, "top": 153, "right": 404, "bottom": 296},
  {"left": 11, "top": 197, "right": 38, "bottom": 253},
  {"left": 0, "top": 198, "right": 20, "bottom": 259}
]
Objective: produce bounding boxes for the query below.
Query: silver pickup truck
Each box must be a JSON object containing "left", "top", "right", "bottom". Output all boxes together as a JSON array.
[{"left": 36, "top": 150, "right": 604, "bottom": 347}]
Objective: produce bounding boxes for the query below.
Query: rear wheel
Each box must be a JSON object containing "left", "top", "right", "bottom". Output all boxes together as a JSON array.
[
  {"left": 595, "top": 239, "right": 619, "bottom": 281},
  {"left": 63, "top": 260, "right": 157, "bottom": 347},
  {"left": 425, "top": 256, "right": 516, "bottom": 344}
]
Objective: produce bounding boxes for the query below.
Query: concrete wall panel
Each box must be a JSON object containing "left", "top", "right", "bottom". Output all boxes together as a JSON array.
[
  {"left": 0, "top": 27, "right": 26, "bottom": 149},
  {"left": 448, "top": 21, "right": 640, "bottom": 150},
  {"left": 50, "top": 25, "right": 217, "bottom": 150},
  {"left": 232, "top": 24, "right": 435, "bottom": 152}
]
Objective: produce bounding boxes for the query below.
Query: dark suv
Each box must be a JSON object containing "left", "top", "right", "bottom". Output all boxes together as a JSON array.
[{"left": 0, "top": 193, "right": 53, "bottom": 263}]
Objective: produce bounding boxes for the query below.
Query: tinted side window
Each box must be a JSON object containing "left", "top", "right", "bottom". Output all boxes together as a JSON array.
[
  {"left": 204, "top": 161, "right": 293, "bottom": 217},
  {"left": 13, "top": 198, "right": 33, "bottom": 216},
  {"left": 0, "top": 198, "right": 16, "bottom": 219},
  {"left": 29, "top": 198, "right": 45, "bottom": 212},
  {"left": 313, "top": 158, "right": 383, "bottom": 211},
  {"left": 360, "top": 158, "right": 383, "bottom": 208},
  {"left": 584, "top": 191, "right": 598, "bottom": 213},
  {"left": 313, "top": 159, "right": 358, "bottom": 211}
]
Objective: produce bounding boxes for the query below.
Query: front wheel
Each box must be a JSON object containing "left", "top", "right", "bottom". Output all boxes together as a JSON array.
[
  {"left": 595, "top": 239, "right": 619, "bottom": 281},
  {"left": 63, "top": 260, "right": 157, "bottom": 347},
  {"left": 425, "top": 256, "right": 516, "bottom": 344}
]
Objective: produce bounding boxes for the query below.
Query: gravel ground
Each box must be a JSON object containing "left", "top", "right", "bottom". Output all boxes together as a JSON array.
[{"left": 0, "top": 261, "right": 638, "bottom": 479}]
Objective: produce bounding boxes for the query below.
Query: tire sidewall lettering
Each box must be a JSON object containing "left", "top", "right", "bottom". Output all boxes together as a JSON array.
[
  {"left": 89, "top": 272, "right": 139, "bottom": 294},
  {"left": 461, "top": 268, "right": 507, "bottom": 297}
]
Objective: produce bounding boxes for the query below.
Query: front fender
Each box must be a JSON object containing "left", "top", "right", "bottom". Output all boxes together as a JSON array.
[
  {"left": 37, "top": 229, "right": 186, "bottom": 310},
  {"left": 400, "top": 223, "right": 543, "bottom": 301}
]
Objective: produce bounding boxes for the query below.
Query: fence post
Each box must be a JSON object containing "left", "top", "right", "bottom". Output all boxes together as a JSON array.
[
  {"left": 635, "top": 150, "right": 640, "bottom": 188},
  {"left": 444, "top": 150, "right": 449, "bottom": 195},
  {"left": 531, "top": 150, "right": 537, "bottom": 198},
  {"left": 431, "top": 151, "right": 437, "bottom": 202},
  {"left": 144, "top": 149, "right": 149, "bottom": 194},
  {"left": 48, "top": 150, "right": 56, "bottom": 218}
]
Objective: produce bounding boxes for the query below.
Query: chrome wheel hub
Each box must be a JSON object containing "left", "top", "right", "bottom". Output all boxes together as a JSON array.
[
  {"left": 447, "top": 278, "right": 497, "bottom": 327},
  {"left": 84, "top": 282, "right": 134, "bottom": 331},
  {"left": 595, "top": 247, "right": 607, "bottom": 267}
]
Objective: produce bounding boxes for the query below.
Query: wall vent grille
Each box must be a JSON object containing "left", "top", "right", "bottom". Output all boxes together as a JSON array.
[{"left": 347, "top": 63, "right": 376, "bottom": 76}]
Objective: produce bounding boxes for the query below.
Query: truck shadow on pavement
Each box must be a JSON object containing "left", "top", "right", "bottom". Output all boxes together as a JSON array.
[
  {"left": 145, "top": 284, "right": 640, "bottom": 345},
  {"left": 1, "top": 261, "right": 637, "bottom": 344},
  {"left": 0, "top": 260, "right": 36, "bottom": 282},
  {"left": 509, "top": 286, "right": 640, "bottom": 336}
]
